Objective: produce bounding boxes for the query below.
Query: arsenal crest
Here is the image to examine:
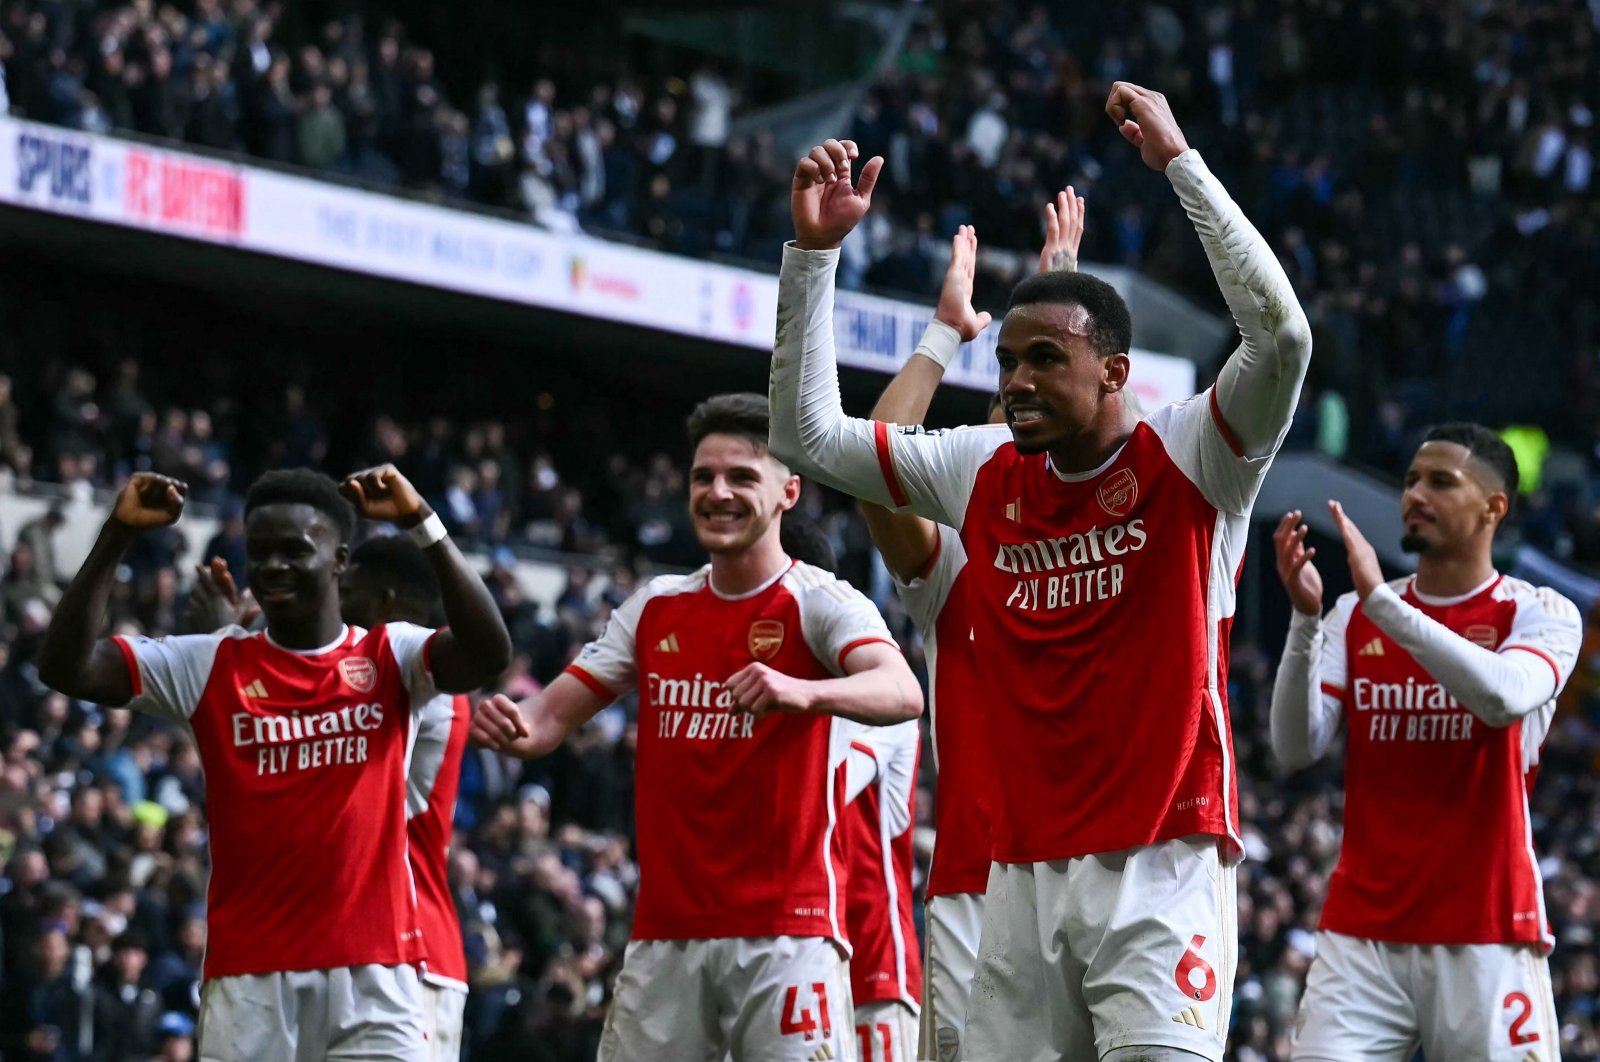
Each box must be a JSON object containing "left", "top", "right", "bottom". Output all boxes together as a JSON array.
[
  {"left": 748, "top": 620, "right": 785, "bottom": 662},
  {"left": 339, "top": 657, "right": 378, "bottom": 693},
  {"left": 1097, "top": 468, "right": 1139, "bottom": 517},
  {"left": 1463, "top": 624, "right": 1499, "bottom": 649}
]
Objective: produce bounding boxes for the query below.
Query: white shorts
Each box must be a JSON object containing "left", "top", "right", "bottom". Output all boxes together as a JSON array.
[
  {"left": 964, "top": 835, "right": 1236, "bottom": 1062},
  {"left": 420, "top": 980, "right": 466, "bottom": 1061},
  {"left": 856, "top": 999, "right": 917, "bottom": 1062},
  {"left": 1292, "top": 931, "right": 1560, "bottom": 1062},
  {"left": 600, "top": 936, "right": 856, "bottom": 1062},
  {"left": 919, "top": 892, "right": 984, "bottom": 1061},
  {"left": 197, "top": 963, "right": 424, "bottom": 1062}
]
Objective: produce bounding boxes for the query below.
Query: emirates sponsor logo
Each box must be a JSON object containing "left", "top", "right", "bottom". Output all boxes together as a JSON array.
[
  {"left": 748, "top": 620, "right": 785, "bottom": 661},
  {"left": 339, "top": 657, "right": 377, "bottom": 693},
  {"left": 1097, "top": 468, "right": 1138, "bottom": 517},
  {"left": 992, "top": 518, "right": 1148, "bottom": 574}
]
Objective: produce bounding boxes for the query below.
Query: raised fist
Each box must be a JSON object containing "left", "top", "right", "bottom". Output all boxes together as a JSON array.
[
  {"left": 1105, "top": 82, "right": 1190, "bottom": 171},
  {"left": 340, "top": 464, "right": 427, "bottom": 526},
  {"left": 111, "top": 473, "right": 187, "bottom": 529}
]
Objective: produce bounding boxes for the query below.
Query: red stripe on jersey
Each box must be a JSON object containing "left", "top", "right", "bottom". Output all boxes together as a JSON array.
[
  {"left": 563, "top": 664, "right": 615, "bottom": 699},
  {"left": 1502, "top": 644, "right": 1563, "bottom": 687},
  {"left": 1319, "top": 681, "right": 1345, "bottom": 699},
  {"left": 838, "top": 637, "right": 899, "bottom": 672},
  {"left": 1208, "top": 388, "right": 1245, "bottom": 458},
  {"left": 850, "top": 739, "right": 878, "bottom": 760},
  {"left": 873, "top": 421, "right": 910, "bottom": 508},
  {"left": 421, "top": 627, "right": 447, "bottom": 673},
  {"left": 112, "top": 636, "right": 143, "bottom": 696},
  {"left": 915, "top": 527, "right": 944, "bottom": 582}
]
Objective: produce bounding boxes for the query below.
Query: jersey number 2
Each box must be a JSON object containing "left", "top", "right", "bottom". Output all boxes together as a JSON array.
[
  {"left": 781, "top": 983, "right": 834, "bottom": 1039},
  {"left": 1503, "top": 991, "right": 1540, "bottom": 1046}
]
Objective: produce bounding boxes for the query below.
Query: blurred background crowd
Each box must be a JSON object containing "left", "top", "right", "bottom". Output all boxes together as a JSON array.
[{"left": 1, "top": 0, "right": 1600, "bottom": 1059}]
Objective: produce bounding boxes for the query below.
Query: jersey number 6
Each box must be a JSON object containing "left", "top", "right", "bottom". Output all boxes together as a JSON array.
[{"left": 1173, "top": 934, "right": 1218, "bottom": 1002}]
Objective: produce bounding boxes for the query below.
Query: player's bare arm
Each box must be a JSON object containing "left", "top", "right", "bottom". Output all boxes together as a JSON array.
[
  {"left": 1328, "top": 499, "right": 1578, "bottom": 726},
  {"left": 859, "top": 226, "right": 990, "bottom": 580},
  {"left": 1110, "top": 80, "right": 1312, "bottom": 461},
  {"left": 184, "top": 557, "right": 260, "bottom": 633},
  {"left": 341, "top": 464, "right": 512, "bottom": 691},
  {"left": 726, "top": 641, "right": 920, "bottom": 725},
  {"left": 1038, "top": 186, "right": 1086, "bottom": 274},
  {"left": 39, "top": 473, "right": 188, "bottom": 705},
  {"left": 470, "top": 672, "right": 611, "bottom": 758}
]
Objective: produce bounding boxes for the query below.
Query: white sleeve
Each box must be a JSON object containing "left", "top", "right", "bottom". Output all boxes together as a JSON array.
[
  {"left": 853, "top": 719, "right": 920, "bottom": 838},
  {"left": 891, "top": 526, "right": 964, "bottom": 633},
  {"left": 1152, "top": 151, "right": 1313, "bottom": 514},
  {"left": 1269, "top": 598, "right": 1350, "bottom": 769},
  {"left": 407, "top": 693, "right": 457, "bottom": 818},
  {"left": 116, "top": 632, "right": 229, "bottom": 722},
  {"left": 768, "top": 242, "right": 1009, "bottom": 527},
  {"left": 843, "top": 742, "right": 880, "bottom": 803},
  {"left": 567, "top": 582, "right": 652, "bottom": 699},
  {"left": 1361, "top": 582, "right": 1582, "bottom": 727},
  {"left": 384, "top": 622, "right": 441, "bottom": 715},
  {"left": 795, "top": 568, "right": 900, "bottom": 677}
]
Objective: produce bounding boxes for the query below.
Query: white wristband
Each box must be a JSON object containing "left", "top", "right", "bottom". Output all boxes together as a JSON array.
[
  {"left": 912, "top": 319, "right": 962, "bottom": 370},
  {"left": 406, "top": 511, "right": 448, "bottom": 548}
]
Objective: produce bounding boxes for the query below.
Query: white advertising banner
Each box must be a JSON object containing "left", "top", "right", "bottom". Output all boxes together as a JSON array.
[{"left": 0, "top": 116, "right": 1197, "bottom": 403}]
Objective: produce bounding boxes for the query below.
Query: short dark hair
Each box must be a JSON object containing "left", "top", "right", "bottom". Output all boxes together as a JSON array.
[
  {"left": 779, "top": 515, "right": 837, "bottom": 572},
  {"left": 1422, "top": 423, "right": 1520, "bottom": 500},
  {"left": 687, "top": 393, "right": 772, "bottom": 453},
  {"left": 244, "top": 469, "right": 357, "bottom": 543},
  {"left": 349, "top": 535, "right": 440, "bottom": 620},
  {"left": 1006, "top": 271, "right": 1133, "bottom": 359}
]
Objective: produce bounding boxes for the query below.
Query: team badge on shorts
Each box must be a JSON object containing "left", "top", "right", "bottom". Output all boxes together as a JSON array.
[
  {"left": 748, "top": 620, "right": 785, "bottom": 661},
  {"left": 339, "top": 658, "right": 378, "bottom": 693},
  {"left": 936, "top": 1027, "right": 961, "bottom": 1061},
  {"left": 1098, "top": 468, "right": 1138, "bottom": 517}
]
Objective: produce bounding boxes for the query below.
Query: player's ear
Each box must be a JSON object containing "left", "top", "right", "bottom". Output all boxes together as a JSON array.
[
  {"left": 1484, "top": 488, "right": 1510, "bottom": 529},
  {"left": 780, "top": 473, "right": 802, "bottom": 512},
  {"left": 332, "top": 542, "right": 350, "bottom": 575},
  {"left": 1101, "top": 351, "right": 1130, "bottom": 393}
]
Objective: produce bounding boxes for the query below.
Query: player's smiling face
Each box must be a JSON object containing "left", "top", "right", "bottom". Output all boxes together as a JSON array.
[
  {"left": 688, "top": 433, "right": 800, "bottom": 556},
  {"left": 996, "top": 302, "right": 1123, "bottom": 455},
  {"left": 1399, "top": 441, "right": 1505, "bottom": 554},
  {"left": 245, "top": 504, "right": 349, "bottom": 628}
]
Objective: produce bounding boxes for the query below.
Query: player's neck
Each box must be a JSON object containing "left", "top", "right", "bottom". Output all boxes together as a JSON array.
[
  {"left": 267, "top": 606, "right": 346, "bottom": 651},
  {"left": 709, "top": 538, "right": 790, "bottom": 597},
  {"left": 1413, "top": 550, "right": 1496, "bottom": 600},
  {"left": 1045, "top": 403, "right": 1139, "bottom": 475}
]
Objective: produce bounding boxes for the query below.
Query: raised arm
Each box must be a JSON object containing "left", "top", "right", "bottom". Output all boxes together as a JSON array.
[
  {"left": 770, "top": 138, "right": 1008, "bottom": 527},
  {"left": 1331, "top": 501, "right": 1583, "bottom": 727},
  {"left": 39, "top": 474, "right": 188, "bottom": 706},
  {"left": 1106, "top": 82, "right": 1311, "bottom": 458},
  {"left": 342, "top": 465, "right": 513, "bottom": 692},
  {"left": 1267, "top": 512, "right": 1344, "bottom": 769}
]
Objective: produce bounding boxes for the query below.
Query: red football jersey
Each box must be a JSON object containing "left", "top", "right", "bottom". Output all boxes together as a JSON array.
[
  {"left": 845, "top": 720, "right": 922, "bottom": 1007},
  {"left": 1316, "top": 575, "right": 1581, "bottom": 947},
  {"left": 874, "top": 392, "right": 1259, "bottom": 863},
  {"left": 567, "top": 560, "right": 899, "bottom": 946},
  {"left": 115, "top": 624, "right": 436, "bottom": 978},
  {"left": 893, "top": 525, "right": 993, "bottom": 898},
  {"left": 408, "top": 693, "right": 470, "bottom": 988}
]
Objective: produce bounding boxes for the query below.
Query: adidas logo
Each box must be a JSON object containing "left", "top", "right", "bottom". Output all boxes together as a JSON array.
[
  {"left": 240, "top": 679, "right": 269, "bottom": 699},
  {"left": 1172, "top": 1004, "right": 1207, "bottom": 1030},
  {"left": 655, "top": 633, "right": 680, "bottom": 653},
  {"left": 1004, "top": 498, "right": 1021, "bottom": 522},
  {"left": 806, "top": 1045, "right": 836, "bottom": 1061},
  {"left": 1520, "top": 1052, "right": 1542, "bottom": 1062},
  {"left": 1357, "top": 638, "right": 1385, "bottom": 657}
]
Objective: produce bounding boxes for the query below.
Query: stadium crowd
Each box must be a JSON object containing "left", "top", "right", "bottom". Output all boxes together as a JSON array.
[{"left": 1, "top": 1, "right": 1600, "bottom": 1059}]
